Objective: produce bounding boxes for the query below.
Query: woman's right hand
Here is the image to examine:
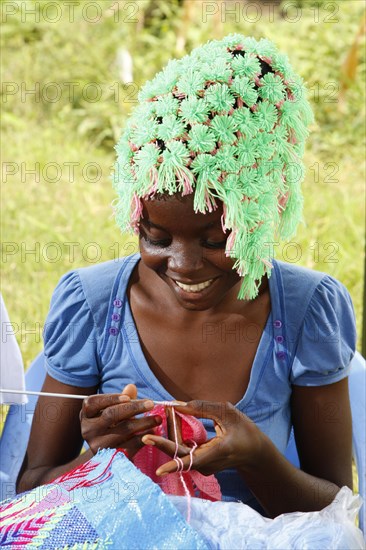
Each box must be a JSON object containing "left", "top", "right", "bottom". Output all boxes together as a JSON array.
[{"left": 80, "top": 384, "right": 162, "bottom": 457}]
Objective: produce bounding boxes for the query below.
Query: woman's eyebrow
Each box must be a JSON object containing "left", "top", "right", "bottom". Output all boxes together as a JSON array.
[
  {"left": 141, "top": 219, "right": 166, "bottom": 230},
  {"left": 142, "top": 219, "right": 222, "bottom": 230},
  {"left": 204, "top": 221, "right": 221, "bottom": 229}
]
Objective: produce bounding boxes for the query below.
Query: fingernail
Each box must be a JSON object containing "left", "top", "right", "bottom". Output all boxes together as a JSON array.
[
  {"left": 171, "top": 401, "right": 187, "bottom": 407},
  {"left": 144, "top": 400, "right": 154, "bottom": 410},
  {"left": 156, "top": 469, "right": 167, "bottom": 477},
  {"left": 142, "top": 437, "right": 154, "bottom": 445},
  {"left": 118, "top": 395, "right": 130, "bottom": 402}
]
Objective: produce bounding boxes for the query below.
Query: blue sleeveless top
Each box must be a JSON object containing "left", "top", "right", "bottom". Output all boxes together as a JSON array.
[{"left": 43, "top": 254, "right": 356, "bottom": 509}]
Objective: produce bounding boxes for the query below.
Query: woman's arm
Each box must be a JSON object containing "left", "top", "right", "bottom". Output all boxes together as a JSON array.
[
  {"left": 16, "top": 376, "right": 161, "bottom": 493},
  {"left": 142, "top": 378, "right": 352, "bottom": 517},
  {"left": 16, "top": 374, "right": 96, "bottom": 493},
  {"left": 238, "top": 378, "right": 352, "bottom": 516}
]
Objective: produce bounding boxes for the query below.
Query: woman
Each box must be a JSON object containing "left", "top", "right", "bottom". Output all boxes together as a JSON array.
[{"left": 17, "top": 34, "right": 356, "bottom": 520}]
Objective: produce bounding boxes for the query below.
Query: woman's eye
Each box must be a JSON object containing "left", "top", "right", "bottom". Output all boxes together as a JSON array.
[
  {"left": 203, "top": 239, "right": 227, "bottom": 249},
  {"left": 141, "top": 234, "right": 170, "bottom": 248}
]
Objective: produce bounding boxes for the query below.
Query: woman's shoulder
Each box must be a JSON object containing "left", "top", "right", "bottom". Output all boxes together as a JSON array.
[
  {"left": 273, "top": 262, "right": 357, "bottom": 385},
  {"left": 73, "top": 254, "right": 140, "bottom": 301},
  {"left": 44, "top": 254, "right": 141, "bottom": 386},
  {"left": 273, "top": 259, "right": 330, "bottom": 286},
  {"left": 48, "top": 254, "right": 140, "bottom": 332},
  {"left": 272, "top": 259, "right": 351, "bottom": 306},
  {"left": 272, "top": 259, "right": 355, "bottom": 342}
]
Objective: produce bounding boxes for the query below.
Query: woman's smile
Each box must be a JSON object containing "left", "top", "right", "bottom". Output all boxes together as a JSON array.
[
  {"left": 168, "top": 275, "right": 221, "bottom": 302},
  {"left": 137, "top": 193, "right": 242, "bottom": 311},
  {"left": 173, "top": 277, "right": 215, "bottom": 292}
]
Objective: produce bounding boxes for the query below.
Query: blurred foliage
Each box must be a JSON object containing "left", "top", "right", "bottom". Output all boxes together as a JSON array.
[{"left": 1, "top": 0, "right": 365, "bottom": 369}]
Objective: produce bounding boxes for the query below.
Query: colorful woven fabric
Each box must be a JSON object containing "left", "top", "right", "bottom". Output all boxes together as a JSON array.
[
  {"left": 0, "top": 449, "right": 208, "bottom": 549},
  {"left": 112, "top": 34, "right": 314, "bottom": 299}
]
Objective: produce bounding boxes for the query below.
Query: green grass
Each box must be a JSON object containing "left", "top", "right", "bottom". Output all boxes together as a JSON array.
[{"left": 1, "top": 0, "right": 365, "bottom": 372}]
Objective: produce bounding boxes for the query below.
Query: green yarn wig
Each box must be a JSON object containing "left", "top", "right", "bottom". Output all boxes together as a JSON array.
[{"left": 112, "top": 34, "right": 314, "bottom": 299}]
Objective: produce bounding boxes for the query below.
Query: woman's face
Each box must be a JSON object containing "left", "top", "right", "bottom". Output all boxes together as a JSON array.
[{"left": 138, "top": 193, "right": 242, "bottom": 311}]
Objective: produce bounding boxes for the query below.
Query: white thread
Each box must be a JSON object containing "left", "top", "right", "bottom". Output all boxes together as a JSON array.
[{"left": 170, "top": 407, "right": 195, "bottom": 523}]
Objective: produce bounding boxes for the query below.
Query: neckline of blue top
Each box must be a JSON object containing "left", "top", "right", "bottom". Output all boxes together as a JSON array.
[{"left": 109, "top": 253, "right": 286, "bottom": 409}]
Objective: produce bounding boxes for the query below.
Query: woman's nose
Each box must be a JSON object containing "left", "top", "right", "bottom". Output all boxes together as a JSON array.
[{"left": 167, "top": 241, "right": 204, "bottom": 275}]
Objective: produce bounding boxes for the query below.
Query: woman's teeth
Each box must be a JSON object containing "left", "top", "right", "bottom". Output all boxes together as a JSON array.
[{"left": 174, "top": 279, "right": 214, "bottom": 293}]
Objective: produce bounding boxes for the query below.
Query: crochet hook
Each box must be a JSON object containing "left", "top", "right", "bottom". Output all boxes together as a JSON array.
[{"left": 0, "top": 388, "right": 185, "bottom": 406}]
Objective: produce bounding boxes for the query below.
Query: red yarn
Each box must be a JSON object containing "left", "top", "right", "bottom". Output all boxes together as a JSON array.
[{"left": 133, "top": 406, "right": 222, "bottom": 502}]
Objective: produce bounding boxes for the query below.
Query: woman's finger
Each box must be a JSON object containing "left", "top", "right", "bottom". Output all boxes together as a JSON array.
[
  {"left": 92, "top": 432, "right": 149, "bottom": 457},
  {"left": 173, "top": 400, "right": 241, "bottom": 429},
  {"left": 83, "top": 395, "right": 154, "bottom": 420},
  {"left": 155, "top": 437, "right": 223, "bottom": 476},
  {"left": 107, "top": 415, "right": 162, "bottom": 438},
  {"left": 141, "top": 434, "right": 191, "bottom": 457},
  {"left": 84, "top": 416, "right": 163, "bottom": 456},
  {"left": 83, "top": 393, "right": 130, "bottom": 417},
  {"left": 121, "top": 383, "right": 138, "bottom": 400}
]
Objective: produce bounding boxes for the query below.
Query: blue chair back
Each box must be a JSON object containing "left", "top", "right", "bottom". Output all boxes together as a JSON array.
[{"left": 0, "top": 352, "right": 46, "bottom": 501}]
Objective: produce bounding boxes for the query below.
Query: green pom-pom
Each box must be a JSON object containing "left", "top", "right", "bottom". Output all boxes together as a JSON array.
[
  {"left": 156, "top": 115, "right": 185, "bottom": 141},
  {"left": 137, "top": 80, "right": 159, "bottom": 101},
  {"left": 271, "top": 52, "right": 292, "bottom": 79},
  {"left": 280, "top": 99, "right": 300, "bottom": 127},
  {"left": 252, "top": 132, "right": 275, "bottom": 161},
  {"left": 130, "top": 119, "right": 158, "bottom": 147},
  {"left": 258, "top": 73, "right": 286, "bottom": 104},
  {"left": 257, "top": 191, "right": 279, "bottom": 220},
  {"left": 130, "top": 102, "right": 156, "bottom": 122},
  {"left": 238, "top": 168, "right": 262, "bottom": 199},
  {"left": 215, "top": 145, "right": 239, "bottom": 172},
  {"left": 201, "top": 58, "right": 232, "bottom": 83},
  {"left": 205, "top": 83, "right": 235, "bottom": 113},
  {"left": 179, "top": 96, "right": 210, "bottom": 124},
  {"left": 231, "top": 53, "right": 261, "bottom": 78},
  {"left": 190, "top": 153, "right": 221, "bottom": 195},
  {"left": 236, "top": 136, "right": 258, "bottom": 166},
  {"left": 211, "top": 115, "right": 237, "bottom": 144},
  {"left": 134, "top": 143, "right": 160, "bottom": 175},
  {"left": 188, "top": 124, "right": 216, "bottom": 153},
  {"left": 158, "top": 140, "right": 190, "bottom": 193},
  {"left": 254, "top": 102, "right": 278, "bottom": 132},
  {"left": 115, "top": 132, "right": 133, "bottom": 160},
  {"left": 253, "top": 37, "right": 277, "bottom": 59},
  {"left": 155, "top": 95, "right": 180, "bottom": 117},
  {"left": 240, "top": 199, "right": 261, "bottom": 229},
  {"left": 232, "top": 107, "right": 258, "bottom": 137},
  {"left": 176, "top": 68, "right": 206, "bottom": 96},
  {"left": 231, "top": 75, "right": 258, "bottom": 107}
]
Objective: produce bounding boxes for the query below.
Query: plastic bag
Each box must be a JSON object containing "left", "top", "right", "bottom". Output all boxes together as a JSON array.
[{"left": 170, "top": 487, "right": 365, "bottom": 549}]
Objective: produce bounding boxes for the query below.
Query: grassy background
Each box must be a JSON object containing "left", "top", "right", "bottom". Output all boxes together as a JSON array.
[{"left": 1, "top": 0, "right": 365, "bottom": 373}]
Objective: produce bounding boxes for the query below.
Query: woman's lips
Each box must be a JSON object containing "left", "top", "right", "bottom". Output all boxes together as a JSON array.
[{"left": 174, "top": 278, "right": 215, "bottom": 293}]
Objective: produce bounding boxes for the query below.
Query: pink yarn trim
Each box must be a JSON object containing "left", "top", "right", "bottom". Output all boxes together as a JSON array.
[
  {"left": 131, "top": 192, "right": 144, "bottom": 225},
  {"left": 225, "top": 229, "right": 237, "bottom": 254}
]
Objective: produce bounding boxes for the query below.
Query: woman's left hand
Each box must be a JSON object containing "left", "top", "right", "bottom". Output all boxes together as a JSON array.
[{"left": 141, "top": 400, "right": 265, "bottom": 476}]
